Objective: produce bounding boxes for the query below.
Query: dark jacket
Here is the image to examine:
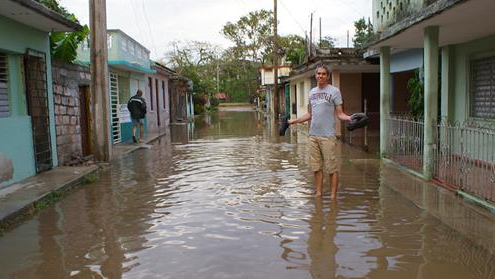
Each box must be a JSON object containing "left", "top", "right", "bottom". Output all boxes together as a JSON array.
[{"left": 127, "top": 95, "right": 147, "bottom": 119}]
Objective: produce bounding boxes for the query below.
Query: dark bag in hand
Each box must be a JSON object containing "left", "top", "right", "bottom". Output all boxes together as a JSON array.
[
  {"left": 279, "top": 117, "right": 290, "bottom": 136},
  {"left": 346, "top": 113, "right": 369, "bottom": 131}
]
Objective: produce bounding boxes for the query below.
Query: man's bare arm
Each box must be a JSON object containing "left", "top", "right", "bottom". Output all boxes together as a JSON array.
[{"left": 335, "top": 105, "right": 351, "bottom": 121}]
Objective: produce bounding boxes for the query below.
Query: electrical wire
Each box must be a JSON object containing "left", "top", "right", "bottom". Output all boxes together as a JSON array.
[
  {"left": 141, "top": 0, "right": 159, "bottom": 59},
  {"left": 278, "top": 0, "right": 306, "bottom": 35},
  {"left": 128, "top": 0, "right": 146, "bottom": 44}
]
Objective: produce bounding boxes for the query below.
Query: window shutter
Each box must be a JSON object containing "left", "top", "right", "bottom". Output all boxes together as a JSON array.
[
  {"left": 470, "top": 55, "right": 495, "bottom": 119},
  {"left": 0, "top": 53, "right": 8, "bottom": 117}
]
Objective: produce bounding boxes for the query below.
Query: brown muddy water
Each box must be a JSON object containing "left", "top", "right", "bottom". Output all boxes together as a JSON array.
[{"left": 1, "top": 110, "right": 495, "bottom": 279}]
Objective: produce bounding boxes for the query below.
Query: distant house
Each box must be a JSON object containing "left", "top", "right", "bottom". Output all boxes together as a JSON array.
[
  {"left": 77, "top": 29, "right": 155, "bottom": 143},
  {"left": 366, "top": 0, "right": 495, "bottom": 204},
  {"left": 169, "top": 77, "right": 194, "bottom": 124},
  {"left": 259, "top": 64, "right": 292, "bottom": 116},
  {"left": 0, "top": 0, "right": 81, "bottom": 188},
  {"left": 214, "top": 92, "right": 229, "bottom": 102},
  {"left": 145, "top": 61, "right": 176, "bottom": 133}
]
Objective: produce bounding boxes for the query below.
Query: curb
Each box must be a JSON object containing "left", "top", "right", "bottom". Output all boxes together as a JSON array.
[{"left": 0, "top": 165, "right": 99, "bottom": 233}]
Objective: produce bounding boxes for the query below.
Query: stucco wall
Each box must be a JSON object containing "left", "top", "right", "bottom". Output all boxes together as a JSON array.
[
  {"left": 373, "top": 0, "right": 426, "bottom": 32},
  {"left": 146, "top": 75, "right": 170, "bottom": 134},
  {"left": 0, "top": 16, "right": 55, "bottom": 188},
  {"left": 340, "top": 74, "right": 362, "bottom": 114},
  {"left": 452, "top": 34, "right": 495, "bottom": 124},
  {"left": 391, "top": 70, "right": 414, "bottom": 113}
]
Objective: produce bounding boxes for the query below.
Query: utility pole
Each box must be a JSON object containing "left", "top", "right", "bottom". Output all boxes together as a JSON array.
[
  {"left": 319, "top": 17, "right": 322, "bottom": 47},
  {"left": 216, "top": 58, "right": 219, "bottom": 93},
  {"left": 309, "top": 13, "right": 313, "bottom": 57},
  {"left": 89, "top": 0, "right": 111, "bottom": 161},
  {"left": 273, "top": 0, "right": 279, "bottom": 118},
  {"left": 347, "top": 30, "right": 350, "bottom": 48}
]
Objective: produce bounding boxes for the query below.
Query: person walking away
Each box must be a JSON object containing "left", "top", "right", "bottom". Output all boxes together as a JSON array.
[
  {"left": 287, "top": 65, "right": 351, "bottom": 198},
  {"left": 127, "top": 89, "right": 147, "bottom": 144}
]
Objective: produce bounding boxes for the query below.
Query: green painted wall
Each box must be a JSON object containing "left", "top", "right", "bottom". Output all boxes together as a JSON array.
[
  {"left": 76, "top": 30, "right": 151, "bottom": 69},
  {"left": 0, "top": 117, "right": 36, "bottom": 188},
  {"left": 453, "top": 34, "right": 495, "bottom": 124},
  {"left": 0, "top": 15, "right": 58, "bottom": 188},
  {"left": 0, "top": 17, "right": 49, "bottom": 54}
]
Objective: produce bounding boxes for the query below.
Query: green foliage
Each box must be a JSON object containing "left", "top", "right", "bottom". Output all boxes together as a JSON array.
[
  {"left": 35, "top": 191, "right": 62, "bottom": 211},
  {"left": 221, "top": 9, "right": 274, "bottom": 64},
  {"left": 165, "top": 10, "right": 311, "bottom": 104},
  {"left": 194, "top": 103, "right": 205, "bottom": 114},
  {"left": 35, "top": 0, "right": 72, "bottom": 17},
  {"left": 353, "top": 17, "right": 374, "bottom": 48},
  {"left": 83, "top": 171, "right": 100, "bottom": 184},
  {"left": 407, "top": 69, "right": 424, "bottom": 117},
  {"left": 35, "top": 0, "right": 88, "bottom": 63},
  {"left": 165, "top": 40, "right": 222, "bottom": 99},
  {"left": 210, "top": 98, "right": 220, "bottom": 107},
  {"left": 51, "top": 25, "right": 89, "bottom": 63},
  {"left": 278, "top": 35, "right": 306, "bottom": 66},
  {"left": 319, "top": 36, "right": 336, "bottom": 49}
]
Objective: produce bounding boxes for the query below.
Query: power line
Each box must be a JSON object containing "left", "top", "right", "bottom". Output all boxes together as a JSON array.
[
  {"left": 128, "top": 0, "right": 146, "bottom": 44},
  {"left": 141, "top": 0, "right": 158, "bottom": 58},
  {"left": 278, "top": 0, "right": 306, "bottom": 34}
]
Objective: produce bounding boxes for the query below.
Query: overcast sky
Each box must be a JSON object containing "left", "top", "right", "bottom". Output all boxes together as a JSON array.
[{"left": 58, "top": 0, "right": 371, "bottom": 60}]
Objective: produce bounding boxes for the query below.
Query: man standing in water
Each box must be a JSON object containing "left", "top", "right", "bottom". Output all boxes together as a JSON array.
[
  {"left": 288, "top": 65, "right": 351, "bottom": 198},
  {"left": 127, "top": 89, "right": 147, "bottom": 144}
]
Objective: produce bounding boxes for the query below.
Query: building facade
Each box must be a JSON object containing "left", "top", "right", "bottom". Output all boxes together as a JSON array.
[
  {"left": 77, "top": 29, "right": 155, "bottom": 143},
  {"left": 0, "top": 0, "right": 81, "bottom": 189},
  {"left": 367, "top": 0, "right": 495, "bottom": 205}
]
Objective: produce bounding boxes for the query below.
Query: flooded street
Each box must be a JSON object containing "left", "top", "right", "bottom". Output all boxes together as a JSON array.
[{"left": 1, "top": 110, "right": 495, "bottom": 279}]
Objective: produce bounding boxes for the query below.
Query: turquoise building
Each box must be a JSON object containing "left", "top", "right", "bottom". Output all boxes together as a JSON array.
[
  {"left": 76, "top": 29, "right": 155, "bottom": 143},
  {"left": 367, "top": 0, "right": 495, "bottom": 206},
  {"left": 0, "top": 1, "right": 80, "bottom": 189}
]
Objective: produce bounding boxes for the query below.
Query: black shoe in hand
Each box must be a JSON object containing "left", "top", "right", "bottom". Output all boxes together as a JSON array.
[
  {"left": 279, "top": 117, "right": 290, "bottom": 136},
  {"left": 346, "top": 113, "right": 369, "bottom": 131}
]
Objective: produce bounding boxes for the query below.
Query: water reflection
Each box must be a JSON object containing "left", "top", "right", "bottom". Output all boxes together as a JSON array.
[
  {"left": 0, "top": 110, "right": 495, "bottom": 278},
  {"left": 307, "top": 198, "right": 338, "bottom": 278}
]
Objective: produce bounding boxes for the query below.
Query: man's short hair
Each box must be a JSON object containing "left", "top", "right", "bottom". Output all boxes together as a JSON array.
[
  {"left": 136, "top": 89, "right": 143, "bottom": 96},
  {"left": 315, "top": 64, "right": 330, "bottom": 76}
]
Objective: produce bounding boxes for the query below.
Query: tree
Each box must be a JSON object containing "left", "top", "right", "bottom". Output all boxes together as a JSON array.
[
  {"left": 35, "top": 0, "right": 88, "bottom": 63},
  {"left": 165, "top": 40, "right": 221, "bottom": 97},
  {"left": 277, "top": 35, "right": 306, "bottom": 66},
  {"left": 407, "top": 69, "right": 424, "bottom": 118},
  {"left": 221, "top": 9, "right": 274, "bottom": 64},
  {"left": 319, "top": 36, "right": 336, "bottom": 49},
  {"left": 352, "top": 17, "right": 374, "bottom": 48}
]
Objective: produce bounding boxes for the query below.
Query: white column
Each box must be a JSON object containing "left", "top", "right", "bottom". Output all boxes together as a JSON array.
[
  {"left": 423, "top": 26, "right": 439, "bottom": 180},
  {"left": 380, "top": 46, "right": 391, "bottom": 157}
]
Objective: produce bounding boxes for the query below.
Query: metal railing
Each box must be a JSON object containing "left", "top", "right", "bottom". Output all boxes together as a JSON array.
[
  {"left": 433, "top": 121, "right": 495, "bottom": 202},
  {"left": 385, "top": 114, "right": 424, "bottom": 173}
]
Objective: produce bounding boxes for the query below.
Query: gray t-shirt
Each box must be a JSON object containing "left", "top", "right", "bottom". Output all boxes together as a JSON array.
[{"left": 308, "top": 84, "right": 343, "bottom": 137}]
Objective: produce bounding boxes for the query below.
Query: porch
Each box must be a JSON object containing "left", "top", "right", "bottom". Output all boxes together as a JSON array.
[{"left": 386, "top": 114, "right": 495, "bottom": 204}]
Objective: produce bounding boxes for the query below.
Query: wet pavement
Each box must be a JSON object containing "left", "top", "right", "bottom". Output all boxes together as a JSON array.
[{"left": 1, "top": 110, "right": 495, "bottom": 278}]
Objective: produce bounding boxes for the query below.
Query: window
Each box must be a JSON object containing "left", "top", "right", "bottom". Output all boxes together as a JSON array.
[
  {"left": 148, "top": 77, "right": 154, "bottom": 111},
  {"left": 121, "top": 39, "right": 127, "bottom": 51},
  {"left": 107, "top": 34, "right": 112, "bottom": 49},
  {"left": 0, "top": 53, "right": 9, "bottom": 117},
  {"left": 166, "top": 80, "right": 167, "bottom": 109},
  {"left": 299, "top": 81, "right": 305, "bottom": 108},
  {"left": 82, "top": 38, "right": 90, "bottom": 51},
  {"left": 470, "top": 54, "right": 495, "bottom": 120},
  {"left": 129, "top": 43, "right": 135, "bottom": 56}
]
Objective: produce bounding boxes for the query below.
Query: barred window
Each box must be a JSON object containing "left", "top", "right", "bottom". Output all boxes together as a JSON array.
[
  {"left": 470, "top": 55, "right": 495, "bottom": 120},
  {"left": 0, "top": 53, "right": 9, "bottom": 118}
]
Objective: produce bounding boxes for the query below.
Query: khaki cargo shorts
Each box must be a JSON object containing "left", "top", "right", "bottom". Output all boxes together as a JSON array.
[{"left": 309, "top": 136, "right": 339, "bottom": 174}]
